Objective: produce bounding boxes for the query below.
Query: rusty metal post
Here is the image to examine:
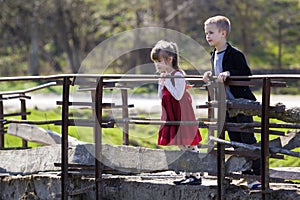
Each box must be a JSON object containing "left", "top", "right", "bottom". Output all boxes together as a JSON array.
[
  {"left": 0, "top": 95, "right": 4, "bottom": 149},
  {"left": 261, "top": 78, "right": 271, "bottom": 200},
  {"left": 121, "top": 89, "right": 129, "bottom": 145},
  {"left": 20, "top": 93, "right": 28, "bottom": 148},
  {"left": 95, "top": 77, "right": 104, "bottom": 200},
  {"left": 216, "top": 82, "right": 226, "bottom": 200},
  {"left": 61, "top": 77, "right": 70, "bottom": 200},
  {"left": 217, "top": 131, "right": 226, "bottom": 200},
  {"left": 90, "top": 90, "right": 96, "bottom": 142},
  {"left": 207, "top": 84, "right": 215, "bottom": 150}
]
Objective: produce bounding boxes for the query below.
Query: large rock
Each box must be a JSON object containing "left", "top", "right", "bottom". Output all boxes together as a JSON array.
[
  {"left": 0, "top": 144, "right": 67, "bottom": 174},
  {"left": 7, "top": 123, "right": 79, "bottom": 146},
  {"left": 0, "top": 143, "right": 250, "bottom": 175}
]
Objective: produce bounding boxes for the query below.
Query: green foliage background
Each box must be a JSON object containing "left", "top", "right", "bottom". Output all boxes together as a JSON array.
[
  {"left": 0, "top": 0, "right": 299, "bottom": 179},
  {"left": 0, "top": 0, "right": 299, "bottom": 76}
]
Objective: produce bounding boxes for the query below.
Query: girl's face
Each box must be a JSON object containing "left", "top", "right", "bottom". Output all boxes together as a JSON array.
[
  {"left": 154, "top": 53, "right": 173, "bottom": 73},
  {"left": 204, "top": 23, "right": 226, "bottom": 47}
]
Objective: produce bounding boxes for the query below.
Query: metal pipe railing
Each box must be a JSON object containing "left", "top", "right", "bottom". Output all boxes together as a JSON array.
[{"left": 1, "top": 74, "right": 300, "bottom": 200}]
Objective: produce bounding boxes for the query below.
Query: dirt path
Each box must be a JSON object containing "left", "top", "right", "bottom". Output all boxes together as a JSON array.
[{"left": 3, "top": 93, "right": 299, "bottom": 113}]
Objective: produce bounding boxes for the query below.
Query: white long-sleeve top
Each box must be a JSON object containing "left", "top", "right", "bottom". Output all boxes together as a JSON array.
[{"left": 158, "top": 71, "right": 186, "bottom": 100}]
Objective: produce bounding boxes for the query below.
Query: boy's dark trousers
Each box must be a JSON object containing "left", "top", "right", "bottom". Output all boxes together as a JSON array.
[{"left": 226, "top": 112, "right": 261, "bottom": 175}]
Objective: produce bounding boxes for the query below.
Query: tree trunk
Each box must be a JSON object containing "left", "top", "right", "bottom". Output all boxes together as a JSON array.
[
  {"left": 28, "top": 11, "right": 39, "bottom": 75},
  {"left": 55, "top": 0, "right": 79, "bottom": 73},
  {"left": 66, "top": 9, "right": 81, "bottom": 73}
]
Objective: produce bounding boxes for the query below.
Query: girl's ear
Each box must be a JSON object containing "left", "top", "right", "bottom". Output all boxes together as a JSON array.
[{"left": 167, "top": 56, "right": 173, "bottom": 64}]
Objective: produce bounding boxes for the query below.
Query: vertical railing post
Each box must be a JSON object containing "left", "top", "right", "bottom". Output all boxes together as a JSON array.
[
  {"left": 0, "top": 95, "right": 4, "bottom": 149},
  {"left": 261, "top": 77, "right": 271, "bottom": 200},
  {"left": 216, "top": 82, "right": 226, "bottom": 200},
  {"left": 90, "top": 90, "right": 97, "bottom": 143},
  {"left": 121, "top": 89, "right": 129, "bottom": 145},
  {"left": 207, "top": 84, "right": 215, "bottom": 150},
  {"left": 95, "top": 76, "right": 104, "bottom": 200},
  {"left": 20, "top": 93, "right": 28, "bottom": 148},
  {"left": 61, "top": 77, "right": 70, "bottom": 200}
]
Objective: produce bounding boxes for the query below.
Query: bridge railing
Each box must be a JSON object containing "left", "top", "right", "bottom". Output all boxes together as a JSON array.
[{"left": 1, "top": 74, "right": 300, "bottom": 200}]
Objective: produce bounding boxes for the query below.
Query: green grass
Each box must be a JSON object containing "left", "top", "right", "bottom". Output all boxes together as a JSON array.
[{"left": 3, "top": 108, "right": 299, "bottom": 169}]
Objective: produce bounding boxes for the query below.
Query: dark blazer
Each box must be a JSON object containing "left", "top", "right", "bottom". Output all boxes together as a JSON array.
[{"left": 210, "top": 43, "right": 256, "bottom": 101}]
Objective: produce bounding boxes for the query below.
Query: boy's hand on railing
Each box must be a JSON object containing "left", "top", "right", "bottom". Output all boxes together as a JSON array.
[{"left": 217, "top": 71, "right": 230, "bottom": 82}]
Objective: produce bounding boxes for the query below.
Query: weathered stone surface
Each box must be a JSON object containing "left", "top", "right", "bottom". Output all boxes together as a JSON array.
[
  {"left": 280, "top": 130, "right": 300, "bottom": 150},
  {"left": 210, "top": 133, "right": 300, "bottom": 158},
  {"left": 227, "top": 98, "right": 300, "bottom": 123},
  {"left": 0, "top": 143, "right": 249, "bottom": 175},
  {"left": 72, "top": 144, "right": 220, "bottom": 174},
  {"left": 270, "top": 168, "right": 300, "bottom": 180},
  {"left": 1, "top": 142, "right": 299, "bottom": 179},
  {"left": 0, "top": 172, "right": 299, "bottom": 200},
  {"left": 0, "top": 144, "right": 66, "bottom": 174},
  {"left": 72, "top": 144, "right": 252, "bottom": 174}
]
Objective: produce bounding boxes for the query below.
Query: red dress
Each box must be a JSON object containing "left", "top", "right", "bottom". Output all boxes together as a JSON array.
[{"left": 158, "top": 79, "right": 202, "bottom": 146}]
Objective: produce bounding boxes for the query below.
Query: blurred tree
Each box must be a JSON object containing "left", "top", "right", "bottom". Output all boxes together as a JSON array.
[
  {"left": 0, "top": 0, "right": 31, "bottom": 76},
  {"left": 28, "top": 0, "right": 40, "bottom": 75},
  {"left": 250, "top": 0, "right": 300, "bottom": 69},
  {"left": 0, "top": 0, "right": 299, "bottom": 76}
]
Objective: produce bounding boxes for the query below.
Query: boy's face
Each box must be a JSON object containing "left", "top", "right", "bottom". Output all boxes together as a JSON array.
[{"left": 204, "top": 23, "right": 226, "bottom": 47}]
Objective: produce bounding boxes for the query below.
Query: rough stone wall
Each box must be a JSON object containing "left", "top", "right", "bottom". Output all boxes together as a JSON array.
[{"left": 1, "top": 174, "right": 300, "bottom": 200}]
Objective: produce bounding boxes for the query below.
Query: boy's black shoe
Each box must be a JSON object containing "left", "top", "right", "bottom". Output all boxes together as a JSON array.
[
  {"left": 242, "top": 169, "right": 261, "bottom": 176},
  {"left": 173, "top": 176, "right": 189, "bottom": 185}
]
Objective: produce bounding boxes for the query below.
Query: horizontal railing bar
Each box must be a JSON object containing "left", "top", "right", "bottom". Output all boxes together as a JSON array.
[
  {"left": 56, "top": 101, "right": 134, "bottom": 109},
  {"left": 0, "top": 74, "right": 300, "bottom": 83},
  {"left": 3, "top": 119, "right": 61, "bottom": 125},
  {"left": 3, "top": 112, "right": 31, "bottom": 117},
  {"left": 226, "top": 122, "right": 300, "bottom": 129},
  {"left": 0, "top": 82, "right": 58, "bottom": 95},
  {"left": 254, "top": 129, "right": 285, "bottom": 136},
  {"left": 54, "top": 119, "right": 114, "bottom": 128},
  {"left": 226, "top": 80, "right": 286, "bottom": 87},
  {"left": 114, "top": 118, "right": 212, "bottom": 127},
  {"left": 0, "top": 95, "right": 31, "bottom": 100}
]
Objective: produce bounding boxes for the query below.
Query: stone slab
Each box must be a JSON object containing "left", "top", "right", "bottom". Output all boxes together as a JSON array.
[{"left": 0, "top": 143, "right": 249, "bottom": 175}]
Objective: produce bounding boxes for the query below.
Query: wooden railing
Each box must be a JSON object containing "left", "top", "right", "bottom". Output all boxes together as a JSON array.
[{"left": 1, "top": 74, "right": 300, "bottom": 200}]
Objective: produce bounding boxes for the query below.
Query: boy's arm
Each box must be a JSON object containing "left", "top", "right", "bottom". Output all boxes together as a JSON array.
[{"left": 225, "top": 51, "right": 252, "bottom": 76}]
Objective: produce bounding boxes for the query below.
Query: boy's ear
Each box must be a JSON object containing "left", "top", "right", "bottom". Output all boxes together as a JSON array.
[
  {"left": 167, "top": 56, "right": 173, "bottom": 63},
  {"left": 221, "top": 30, "right": 227, "bottom": 38}
]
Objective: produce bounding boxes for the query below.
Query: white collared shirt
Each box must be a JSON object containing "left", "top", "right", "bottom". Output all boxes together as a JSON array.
[{"left": 158, "top": 71, "right": 186, "bottom": 100}]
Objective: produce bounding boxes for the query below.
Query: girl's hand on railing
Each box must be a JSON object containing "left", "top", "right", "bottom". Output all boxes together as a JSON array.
[{"left": 158, "top": 72, "right": 167, "bottom": 85}]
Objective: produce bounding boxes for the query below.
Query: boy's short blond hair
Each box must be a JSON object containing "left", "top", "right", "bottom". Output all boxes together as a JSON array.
[{"left": 204, "top": 15, "right": 231, "bottom": 37}]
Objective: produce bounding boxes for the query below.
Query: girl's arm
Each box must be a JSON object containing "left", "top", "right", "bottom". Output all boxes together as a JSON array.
[
  {"left": 158, "top": 84, "right": 164, "bottom": 99},
  {"left": 164, "top": 71, "right": 185, "bottom": 100}
]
